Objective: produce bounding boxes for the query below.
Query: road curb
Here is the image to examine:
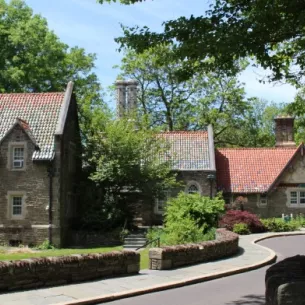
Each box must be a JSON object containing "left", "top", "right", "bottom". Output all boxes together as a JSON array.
[{"left": 54, "top": 231, "right": 305, "bottom": 305}]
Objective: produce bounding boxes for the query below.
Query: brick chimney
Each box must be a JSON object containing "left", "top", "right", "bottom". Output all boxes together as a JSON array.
[{"left": 274, "top": 116, "right": 296, "bottom": 147}]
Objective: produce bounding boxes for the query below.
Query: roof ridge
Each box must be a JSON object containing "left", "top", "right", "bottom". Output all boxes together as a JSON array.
[
  {"left": 0, "top": 92, "right": 65, "bottom": 96},
  {"left": 217, "top": 146, "right": 298, "bottom": 150}
]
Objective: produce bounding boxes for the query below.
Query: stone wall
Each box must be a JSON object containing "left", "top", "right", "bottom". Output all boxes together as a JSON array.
[
  {"left": 0, "top": 124, "right": 59, "bottom": 245},
  {"left": 69, "top": 230, "right": 122, "bottom": 247},
  {"left": 149, "top": 229, "right": 239, "bottom": 270},
  {"left": 265, "top": 255, "right": 305, "bottom": 305},
  {"left": 0, "top": 250, "right": 139, "bottom": 292}
]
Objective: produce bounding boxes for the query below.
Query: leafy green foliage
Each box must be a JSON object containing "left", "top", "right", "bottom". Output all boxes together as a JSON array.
[
  {"left": 157, "top": 192, "right": 224, "bottom": 245},
  {"left": 118, "top": 45, "right": 273, "bottom": 147},
  {"left": 35, "top": 240, "right": 55, "bottom": 250},
  {"left": 83, "top": 116, "right": 177, "bottom": 229},
  {"left": 233, "top": 223, "right": 250, "bottom": 235},
  {"left": 102, "top": 0, "right": 305, "bottom": 83},
  {"left": 261, "top": 218, "right": 299, "bottom": 232},
  {"left": 0, "top": 0, "right": 106, "bottom": 149}
]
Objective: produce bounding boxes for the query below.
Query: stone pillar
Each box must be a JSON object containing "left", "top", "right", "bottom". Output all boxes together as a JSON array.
[
  {"left": 115, "top": 80, "right": 128, "bottom": 118},
  {"left": 126, "top": 80, "right": 138, "bottom": 114},
  {"left": 274, "top": 116, "right": 296, "bottom": 147}
]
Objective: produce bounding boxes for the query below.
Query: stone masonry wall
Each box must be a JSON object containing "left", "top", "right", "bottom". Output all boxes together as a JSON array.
[
  {"left": 149, "top": 229, "right": 239, "bottom": 270},
  {"left": 0, "top": 250, "right": 139, "bottom": 292},
  {"left": 0, "top": 125, "right": 59, "bottom": 246}
]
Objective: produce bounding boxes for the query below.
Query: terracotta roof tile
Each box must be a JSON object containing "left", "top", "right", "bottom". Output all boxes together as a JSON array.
[
  {"left": 0, "top": 93, "right": 65, "bottom": 160},
  {"left": 216, "top": 146, "right": 301, "bottom": 193},
  {"left": 159, "top": 131, "right": 211, "bottom": 170}
]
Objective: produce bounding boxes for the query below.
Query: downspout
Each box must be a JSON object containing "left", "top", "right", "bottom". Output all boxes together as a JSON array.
[{"left": 47, "top": 163, "right": 54, "bottom": 245}]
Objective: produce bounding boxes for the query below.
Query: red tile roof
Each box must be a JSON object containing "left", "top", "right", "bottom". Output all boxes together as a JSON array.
[
  {"left": 158, "top": 131, "right": 212, "bottom": 170},
  {"left": 216, "top": 146, "right": 302, "bottom": 193},
  {"left": 0, "top": 92, "right": 65, "bottom": 160}
]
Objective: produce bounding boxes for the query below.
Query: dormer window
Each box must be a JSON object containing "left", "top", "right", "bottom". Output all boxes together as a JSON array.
[{"left": 13, "top": 147, "right": 24, "bottom": 169}]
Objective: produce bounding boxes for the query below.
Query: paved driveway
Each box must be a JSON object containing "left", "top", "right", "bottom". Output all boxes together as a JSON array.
[{"left": 105, "top": 235, "right": 305, "bottom": 305}]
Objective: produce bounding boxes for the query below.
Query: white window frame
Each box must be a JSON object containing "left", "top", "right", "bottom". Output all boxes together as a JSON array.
[
  {"left": 7, "top": 191, "right": 26, "bottom": 220},
  {"left": 154, "top": 190, "right": 170, "bottom": 215},
  {"left": 257, "top": 194, "right": 268, "bottom": 208},
  {"left": 185, "top": 181, "right": 202, "bottom": 195},
  {"left": 8, "top": 142, "right": 27, "bottom": 171},
  {"left": 286, "top": 188, "right": 305, "bottom": 208}
]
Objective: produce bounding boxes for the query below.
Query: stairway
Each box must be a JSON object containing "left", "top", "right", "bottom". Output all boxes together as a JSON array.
[{"left": 123, "top": 231, "right": 147, "bottom": 250}]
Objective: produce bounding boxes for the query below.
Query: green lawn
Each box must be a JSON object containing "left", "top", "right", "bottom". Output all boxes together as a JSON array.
[{"left": 0, "top": 246, "right": 151, "bottom": 270}]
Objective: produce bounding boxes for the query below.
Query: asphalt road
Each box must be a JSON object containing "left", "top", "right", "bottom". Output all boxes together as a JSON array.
[{"left": 105, "top": 235, "right": 305, "bottom": 305}]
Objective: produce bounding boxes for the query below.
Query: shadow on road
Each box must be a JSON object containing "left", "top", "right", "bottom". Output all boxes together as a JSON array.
[{"left": 225, "top": 294, "right": 265, "bottom": 305}]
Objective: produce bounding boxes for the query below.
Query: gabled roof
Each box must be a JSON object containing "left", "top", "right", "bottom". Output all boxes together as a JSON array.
[
  {"left": 159, "top": 126, "right": 216, "bottom": 171},
  {"left": 0, "top": 83, "right": 73, "bottom": 160},
  {"left": 216, "top": 146, "right": 302, "bottom": 193},
  {"left": 1, "top": 118, "right": 39, "bottom": 148}
]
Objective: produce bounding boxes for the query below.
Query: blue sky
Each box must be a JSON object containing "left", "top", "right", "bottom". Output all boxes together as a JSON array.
[{"left": 26, "top": 0, "right": 297, "bottom": 107}]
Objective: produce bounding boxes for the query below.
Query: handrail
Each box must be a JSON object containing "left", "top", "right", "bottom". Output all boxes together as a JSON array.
[{"left": 136, "top": 237, "right": 160, "bottom": 251}]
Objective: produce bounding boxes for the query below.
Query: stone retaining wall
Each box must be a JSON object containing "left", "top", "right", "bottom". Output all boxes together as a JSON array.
[
  {"left": 266, "top": 255, "right": 305, "bottom": 305},
  {"left": 149, "top": 229, "right": 239, "bottom": 270},
  {"left": 0, "top": 250, "right": 139, "bottom": 292}
]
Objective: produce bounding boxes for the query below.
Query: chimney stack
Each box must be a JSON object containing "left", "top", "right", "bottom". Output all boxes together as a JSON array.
[
  {"left": 115, "top": 79, "right": 138, "bottom": 118},
  {"left": 115, "top": 80, "right": 128, "bottom": 118},
  {"left": 274, "top": 116, "right": 296, "bottom": 147},
  {"left": 126, "top": 80, "right": 138, "bottom": 114}
]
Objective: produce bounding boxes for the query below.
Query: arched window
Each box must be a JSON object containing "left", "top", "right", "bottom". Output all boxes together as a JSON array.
[{"left": 187, "top": 184, "right": 199, "bottom": 194}]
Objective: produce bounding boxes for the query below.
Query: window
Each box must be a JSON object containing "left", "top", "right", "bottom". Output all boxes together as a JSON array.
[
  {"left": 258, "top": 194, "right": 268, "bottom": 207},
  {"left": 7, "top": 192, "right": 26, "bottom": 219},
  {"left": 187, "top": 184, "right": 199, "bottom": 194},
  {"left": 13, "top": 147, "right": 24, "bottom": 169},
  {"left": 185, "top": 181, "right": 201, "bottom": 195},
  {"left": 12, "top": 196, "right": 22, "bottom": 216},
  {"left": 287, "top": 189, "right": 305, "bottom": 207},
  {"left": 8, "top": 142, "right": 26, "bottom": 170},
  {"left": 155, "top": 191, "right": 170, "bottom": 214}
]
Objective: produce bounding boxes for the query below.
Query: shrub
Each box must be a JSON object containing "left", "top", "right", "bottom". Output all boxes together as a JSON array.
[
  {"left": 36, "top": 240, "right": 55, "bottom": 250},
  {"left": 219, "top": 210, "right": 265, "bottom": 233},
  {"left": 165, "top": 192, "right": 225, "bottom": 232},
  {"left": 261, "top": 218, "right": 298, "bottom": 232},
  {"left": 233, "top": 223, "right": 250, "bottom": 235}
]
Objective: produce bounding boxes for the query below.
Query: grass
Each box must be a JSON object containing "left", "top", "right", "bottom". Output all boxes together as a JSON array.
[
  {"left": 0, "top": 245, "right": 151, "bottom": 270},
  {"left": 139, "top": 248, "right": 150, "bottom": 270},
  {"left": 0, "top": 246, "right": 123, "bottom": 261}
]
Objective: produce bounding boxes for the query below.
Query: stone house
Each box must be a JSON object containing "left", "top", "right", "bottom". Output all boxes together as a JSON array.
[
  {"left": 115, "top": 80, "right": 217, "bottom": 226},
  {"left": 216, "top": 116, "right": 305, "bottom": 218},
  {"left": 0, "top": 82, "right": 81, "bottom": 247}
]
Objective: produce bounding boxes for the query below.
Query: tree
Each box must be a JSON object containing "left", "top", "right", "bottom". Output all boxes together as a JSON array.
[
  {"left": 99, "top": 0, "right": 305, "bottom": 83},
  {"left": 118, "top": 45, "right": 256, "bottom": 146},
  {"left": 83, "top": 116, "right": 177, "bottom": 229},
  {"left": 0, "top": 0, "right": 105, "bottom": 139}
]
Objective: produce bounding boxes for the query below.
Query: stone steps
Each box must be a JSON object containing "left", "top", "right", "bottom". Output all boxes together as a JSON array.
[{"left": 123, "top": 231, "right": 147, "bottom": 250}]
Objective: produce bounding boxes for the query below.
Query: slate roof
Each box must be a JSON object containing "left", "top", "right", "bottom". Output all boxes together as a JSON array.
[
  {"left": 0, "top": 92, "right": 66, "bottom": 160},
  {"left": 159, "top": 131, "right": 213, "bottom": 170},
  {"left": 216, "top": 146, "right": 301, "bottom": 193}
]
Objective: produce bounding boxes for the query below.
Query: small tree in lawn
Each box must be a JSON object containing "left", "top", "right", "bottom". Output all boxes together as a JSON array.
[{"left": 87, "top": 116, "right": 177, "bottom": 229}]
